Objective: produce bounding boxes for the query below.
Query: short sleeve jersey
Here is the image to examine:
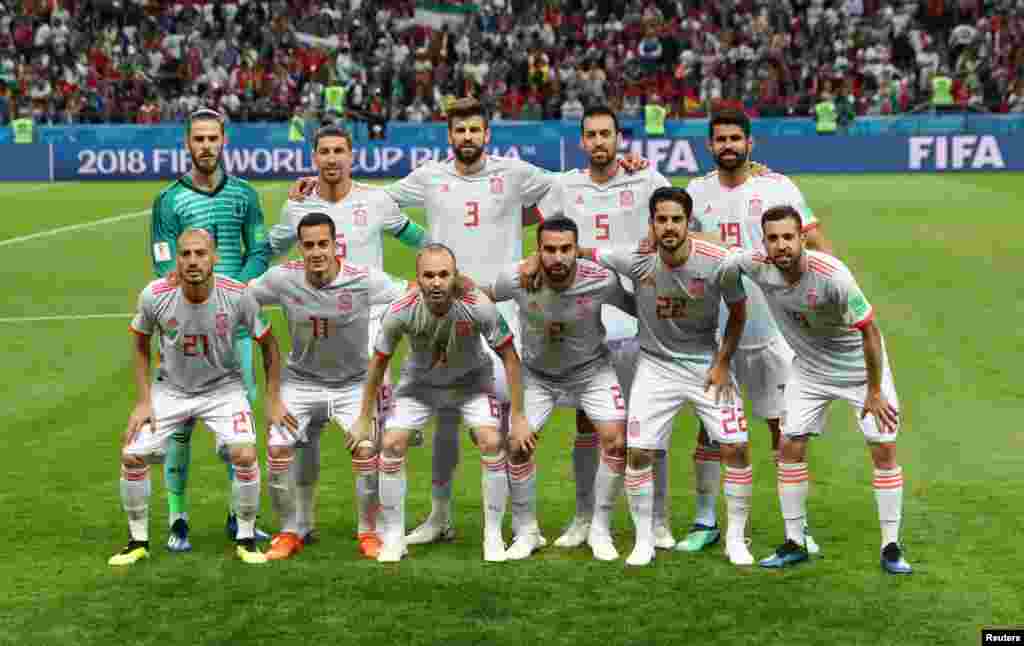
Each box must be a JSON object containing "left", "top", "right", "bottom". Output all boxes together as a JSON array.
[
  {"left": 383, "top": 155, "right": 553, "bottom": 284},
  {"left": 536, "top": 167, "right": 671, "bottom": 339},
  {"left": 130, "top": 275, "right": 270, "bottom": 394},
  {"left": 595, "top": 239, "right": 746, "bottom": 364},
  {"left": 375, "top": 286, "right": 515, "bottom": 387},
  {"left": 248, "top": 260, "right": 407, "bottom": 387},
  {"left": 491, "top": 259, "right": 630, "bottom": 378},
  {"left": 270, "top": 184, "right": 410, "bottom": 269},
  {"left": 724, "top": 249, "right": 877, "bottom": 385},
  {"left": 687, "top": 171, "right": 818, "bottom": 350}
]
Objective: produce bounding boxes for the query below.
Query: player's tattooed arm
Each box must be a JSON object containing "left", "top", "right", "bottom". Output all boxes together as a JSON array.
[
  {"left": 860, "top": 321, "right": 899, "bottom": 434},
  {"left": 803, "top": 225, "right": 833, "bottom": 255},
  {"left": 349, "top": 352, "right": 392, "bottom": 451},
  {"left": 258, "top": 331, "right": 298, "bottom": 433},
  {"left": 288, "top": 176, "right": 319, "bottom": 201},
  {"left": 125, "top": 332, "right": 154, "bottom": 445}
]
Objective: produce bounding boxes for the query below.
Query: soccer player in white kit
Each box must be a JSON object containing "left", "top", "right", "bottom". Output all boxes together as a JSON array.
[
  {"left": 723, "top": 206, "right": 911, "bottom": 574},
  {"left": 288, "top": 98, "right": 647, "bottom": 545},
  {"left": 269, "top": 125, "right": 427, "bottom": 546},
  {"left": 679, "top": 108, "right": 833, "bottom": 554},
  {"left": 581, "top": 187, "right": 753, "bottom": 566},
  {"left": 111, "top": 229, "right": 290, "bottom": 566},
  {"left": 485, "top": 217, "right": 633, "bottom": 561},
  {"left": 250, "top": 213, "right": 410, "bottom": 561},
  {"left": 533, "top": 105, "right": 678, "bottom": 551},
  {"left": 350, "top": 244, "right": 529, "bottom": 563}
]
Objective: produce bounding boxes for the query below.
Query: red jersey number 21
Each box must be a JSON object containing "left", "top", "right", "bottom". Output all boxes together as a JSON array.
[{"left": 465, "top": 201, "right": 480, "bottom": 227}]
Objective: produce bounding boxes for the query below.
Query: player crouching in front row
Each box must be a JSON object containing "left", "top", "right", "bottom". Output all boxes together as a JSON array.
[
  {"left": 111, "top": 229, "right": 291, "bottom": 566},
  {"left": 350, "top": 244, "right": 529, "bottom": 563}
]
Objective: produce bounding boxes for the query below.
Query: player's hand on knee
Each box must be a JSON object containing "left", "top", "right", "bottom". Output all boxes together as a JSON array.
[
  {"left": 861, "top": 391, "right": 899, "bottom": 434},
  {"left": 165, "top": 271, "right": 179, "bottom": 287},
  {"left": 703, "top": 361, "right": 735, "bottom": 406},
  {"left": 288, "top": 176, "right": 319, "bottom": 201},
  {"left": 346, "top": 415, "right": 375, "bottom": 453},
  {"left": 125, "top": 401, "right": 153, "bottom": 446},
  {"left": 508, "top": 414, "right": 535, "bottom": 453},
  {"left": 618, "top": 152, "right": 649, "bottom": 173},
  {"left": 268, "top": 397, "right": 298, "bottom": 434}
]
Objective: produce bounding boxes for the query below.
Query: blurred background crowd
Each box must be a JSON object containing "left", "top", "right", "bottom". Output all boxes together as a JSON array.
[{"left": 3, "top": 0, "right": 1024, "bottom": 127}]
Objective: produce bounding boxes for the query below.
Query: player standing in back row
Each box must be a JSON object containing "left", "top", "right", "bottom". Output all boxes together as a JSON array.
[
  {"left": 149, "top": 108, "right": 273, "bottom": 552},
  {"left": 680, "top": 108, "right": 832, "bottom": 555},
  {"left": 269, "top": 125, "right": 428, "bottom": 546},
  {"left": 723, "top": 206, "right": 911, "bottom": 574}
]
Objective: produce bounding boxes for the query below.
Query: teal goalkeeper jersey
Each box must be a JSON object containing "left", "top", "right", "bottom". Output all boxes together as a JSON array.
[{"left": 150, "top": 172, "right": 271, "bottom": 282}]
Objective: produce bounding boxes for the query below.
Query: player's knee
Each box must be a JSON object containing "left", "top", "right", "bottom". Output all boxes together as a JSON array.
[
  {"left": 719, "top": 442, "right": 750, "bottom": 467},
  {"left": 121, "top": 452, "right": 146, "bottom": 468},
  {"left": 474, "top": 427, "right": 501, "bottom": 454},
  {"left": 627, "top": 447, "right": 653, "bottom": 470},
  {"left": 869, "top": 441, "right": 897, "bottom": 469},
  {"left": 779, "top": 436, "right": 808, "bottom": 463},
  {"left": 596, "top": 423, "right": 625, "bottom": 454},
  {"left": 381, "top": 431, "right": 409, "bottom": 458},
  {"left": 353, "top": 444, "right": 377, "bottom": 460},
  {"left": 695, "top": 423, "right": 710, "bottom": 445},
  {"left": 509, "top": 447, "right": 533, "bottom": 465},
  {"left": 229, "top": 444, "right": 257, "bottom": 467},
  {"left": 268, "top": 446, "right": 294, "bottom": 461},
  {"left": 575, "top": 409, "right": 596, "bottom": 435}
]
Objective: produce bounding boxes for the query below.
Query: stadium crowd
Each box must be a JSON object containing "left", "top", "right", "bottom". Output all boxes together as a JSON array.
[{"left": 2, "top": 0, "right": 1023, "bottom": 126}]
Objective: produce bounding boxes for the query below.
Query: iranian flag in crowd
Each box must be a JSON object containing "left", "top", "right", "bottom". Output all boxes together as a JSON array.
[{"left": 414, "top": 1, "right": 479, "bottom": 29}]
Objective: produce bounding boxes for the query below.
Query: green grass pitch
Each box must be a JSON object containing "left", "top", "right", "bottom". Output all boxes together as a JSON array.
[{"left": 0, "top": 174, "right": 1020, "bottom": 646}]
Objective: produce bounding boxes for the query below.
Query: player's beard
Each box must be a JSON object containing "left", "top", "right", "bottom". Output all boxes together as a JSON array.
[
  {"left": 714, "top": 144, "right": 749, "bottom": 172},
  {"left": 588, "top": 147, "right": 615, "bottom": 174},
  {"left": 772, "top": 245, "right": 801, "bottom": 271},
  {"left": 454, "top": 142, "right": 484, "bottom": 166},
  {"left": 182, "top": 265, "right": 213, "bottom": 286},
  {"left": 657, "top": 229, "right": 685, "bottom": 254},
  {"left": 189, "top": 148, "right": 222, "bottom": 177},
  {"left": 421, "top": 280, "right": 455, "bottom": 314},
  {"left": 542, "top": 258, "right": 574, "bottom": 286}
]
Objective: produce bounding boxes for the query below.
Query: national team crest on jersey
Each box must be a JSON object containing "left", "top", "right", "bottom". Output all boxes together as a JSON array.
[
  {"left": 440, "top": 184, "right": 450, "bottom": 193},
  {"left": 575, "top": 194, "right": 584, "bottom": 205},
  {"left": 165, "top": 317, "right": 179, "bottom": 340},
  {"left": 455, "top": 320, "right": 474, "bottom": 337},
  {"left": 353, "top": 207, "right": 368, "bottom": 227},
  {"left": 337, "top": 291, "right": 353, "bottom": 312},
  {"left": 748, "top": 198, "right": 763, "bottom": 221},
  {"left": 628, "top": 418, "right": 640, "bottom": 439},
  {"left": 290, "top": 295, "right": 303, "bottom": 305},
  {"left": 688, "top": 278, "right": 706, "bottom": 297},
  {"left": 167, "top": 317, "right": 178, "bottom": 330},
  {"left": 806, "top": 289, "right": 818, "bottom": 309},
  {"left": 490, "top": 177, "right": 504, "bottom": 195},
  {"left": 620, "top": 190, "right": 634, "bottom": 207},
  {"left": 215, "top": 312, "right": 229, "bottom": 338}
]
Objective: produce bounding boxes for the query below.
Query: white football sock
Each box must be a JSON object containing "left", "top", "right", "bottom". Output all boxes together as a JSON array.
[
  {"left": 267, "top": 452, "right": 298, "bottom": 534},
  {"left": 232, "top": 462, "right": 261, "bottom": 540},
  {"left": 480, "top": 451, "right": 509, "bottom": 537},
  {"left": 778, "top": 462, "right": 809, "bottom": 545},
  {"left": 572, "top": 432, "right": 599, "bottom": 521},
  {"left": 653, "top": 449, "right": 670, "bottom": 527},
  {"left": 694, "top": 443, "right": 721, "bottom": 527},
  {"left": 723, "top": 465, "right": 753, "bottom": 542},
  {"left": 625, "top": 464, "right": 654, "bottom": 546},
  {"left": 873, "top": 466, "right": 903, "bottom": 548},
  {"left": 293, "top": 437, "right": 320, "bottom": 535},
  {"left": 120, "top": 465, "right": 151, "bottom": 542},
  {"left": 353, "top": 454, "right": 380, "bottom": 535},
  {"left": 378, "top": 454, "right": 407, "bottom": 545},
  {"left": 592, "top": 451, "right": 625, "bottom": 535},
  {"left": 508, "top": 456, "right": 538, "bottom": 535}
]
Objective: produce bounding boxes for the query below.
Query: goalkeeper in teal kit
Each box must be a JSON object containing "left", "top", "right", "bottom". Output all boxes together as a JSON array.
[{"left": 149, "top": 109, "right": 272, "bottom": 550}]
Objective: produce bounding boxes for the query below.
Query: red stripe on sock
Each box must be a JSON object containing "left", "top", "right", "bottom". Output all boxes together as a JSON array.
[
  {"left": 121, "top": 467, "right": 149, "bottom": 481},
  {"left": 574, "top": 436, "right": 599, "bottom": 448}
]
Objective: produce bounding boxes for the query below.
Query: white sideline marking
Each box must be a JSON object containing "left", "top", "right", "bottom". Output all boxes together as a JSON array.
[
  {"left": 0, "top": 183, "right": 286, "bottom": 248},
  {"left": 0, "top": 183, "right": 60, "bottom": 196}
]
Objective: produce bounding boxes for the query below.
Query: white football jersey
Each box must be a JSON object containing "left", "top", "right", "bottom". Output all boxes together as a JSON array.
[
  {"left": 535, "top": 166, "right": 671, "bottom": 341},
  {"left": 270, "top": 183, "right": 410, "bottom": 270},
  {"left": 383, "top": 155, "right": 553, "bottom": 284},
  {"left": 687, "top": 171, "right": 818, "bottom": 350}
]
